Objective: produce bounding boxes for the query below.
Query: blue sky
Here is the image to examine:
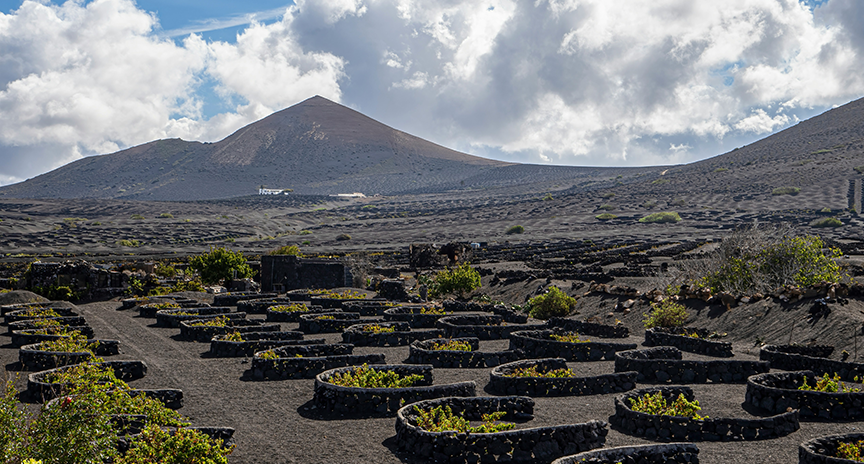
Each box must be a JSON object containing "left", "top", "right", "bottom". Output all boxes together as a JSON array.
[{"left": 1, "top": 0, "right": 863, "bottom": 185}]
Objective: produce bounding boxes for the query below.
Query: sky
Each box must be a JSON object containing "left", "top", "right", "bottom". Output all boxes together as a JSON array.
[{"left": 1, "top": 0, "right": 864, "bottom": 186}]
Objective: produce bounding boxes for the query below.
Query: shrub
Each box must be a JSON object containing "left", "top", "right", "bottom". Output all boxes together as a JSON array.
[
  {"left": 130, "top": 214, "right": 145, "bottom": 220},
  {"left": 269, "top": 245, "right": 302, "bottom": 256},
  {"left": 838, "top": 440, "right": 864, "bottom": 461},
  {"left": 595, "top": 213, "right": 617, "bottom": 220},
  {"left": 505, "top": 366, "right": 576, "bottom": 378},
  {"left": 117, "top": 239, "right": 141, "bottom": 247},
  {"left": 414, "top": 405, "right": 513, "bottom": 433},
  {"left": 169, "top": 279, "right": 205, "bottom": 293},
  {"left": 419, "top": 307, "right": 447, "bottom": 315},
  {"left": 597, "top": 204, "right": 616, "bottom": 211},
  {"left": 326, "top": 364, "right": 423, "bottom": 389},
  {"left": 506, "top": 225, "right": 524, "bottom": 235},
  {"left": 799, "top": 373, "right": 863, "bottom": 393},
  {"left": 32, "top": 285, "right": 78, "bottom": 302},
  {"left": 811, "top": 217, "right": 842, "bottom": 228},
  {"left": 527, "top": 286, "right": 576, "bottom": 320},
  {"left": 188, "top": 316, "right": 228, "bottom": 327},
  {"left": 158, "top": 213, "right": 174, "bottom": 218},
  {"left": 772, "top": 186, "right": 800, "bottom": 195},
  {"left": 651, "top": 179, "right": 669, "bottom": 185},
  {"left": 154, "top": 264, "right": 177, "bottom": 278},
  {"left": 429, "top": 262, "right": 481, "bottom": 299},
  {"left": 638, "top": 212, "right": 681, "bottom": 223},
  {"left": 643, "top": 300, "right": 688, "bottom": 328},
  {"left": 601, "top": 192, "right": 616, "bottom": 199},
  {"left": 257, "top": 350, "right": 279, "bottom": 360},
  {"left": 362, "top": 324, "right": 396, "bottom": 334},
  {"left": 189, "top": 247, "right": 254, "bottom": 285},
  {"left": 115, "top": 424, "right": 233, "bottom": 464},
  {"left": 0, "top": 381, "right": 26, "bottom": 461},
  {"left": 299, "top": 230, "right": 312, "bottom": 235},
  {"left": 35, "top": 334, "right": 99, "bottom": 355},
  {"left": 270, "top": 303, "right": 309, "bottom": 313},
  {"left": 224, "top": 331, "right": 245, "bottom": 342},
  {"left": 549, "top": 332, "right": 589, "bottom": 343},
  {"left": 628, "top": 391, "right": 707, "bottom": 420},
  {"left": 542, "top": 193, "right": 553, "bottom": 201},
  {"left": 336, "top": 234, "right": 352, "bottom": 241},
  {"left": 431, "top": 340, "right": 473, "bottom": 352},
  {"left": 643, "top": 200, "right": 657, "bottom": 209}
]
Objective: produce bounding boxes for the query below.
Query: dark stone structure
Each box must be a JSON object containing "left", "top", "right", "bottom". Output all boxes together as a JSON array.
[
  {"left": 395, "top": 396, "right": 607, "bottom": 464},
  {"left": 236, "top": 297, "right": 295, "bottom": 314},
  {"left": 436, "top": 315, "right": 541, "bottom": 340},
  {"left": 644, "top": 328, "right": 733, "bottom": 357},
  {"left": 177, "top": 319, "right": 281, "bottom": 342},
  {"left": 799, "top": 432, "right": 864, "bottom": 464},
  {"left": 265, "top": 304, "right": 331, "bottom": 322},
  {"left": 341, "top": 300, "right": 396, "bottom": 316},
  {"left": 4, "top": 307, "right": 79, "bottom": 324},
  {"left": 611, "top": 386, "right": 799, "bottom": 441},
  {"left": 407, "top": 338, "right": 524, "bottom": 368},
  {"left": 208, "top": 332, "right": 314, "bottom": 358},
  {"left": 546, "top": 318, "right": 630, "bottom": 338},
  {"left": 298, "top": 312, "right": 363, "bottom": 333},
  {"left": 212, "top": 292, "right": 277, "bottom": 306},
  {"left": 489, "top": 358, "right": 637, "bottom": 397},
  {"left": 154, "top": 307, "right": 240, "bottom": 328},
  {"left": 251, "top": 343, "right": 386, "bottom": 380},
  {"left": 746, "top": 370, "right": 864, "bottom": 420},
  {"left": 614, "top": 347, "right": 769, "bottom": 383},
  {"left": 19, "top": 339, "right": 120, "bottom": 370},
  {"left": 260, "top": 255, "right": 351, "bottom": 292},
  {"left": 384, "top": 306, "right": 450, "bottom": 328},
  {"left": 8, "top": 316, "right": 87, "bottom": 334},
  {"left": 28, "top": 360, "right": 148, "bottom": 401},
  {"left": 341, "top": 322, "right": 444, "bottom": 347},
  {"left": 313, "top": 364, "right": 476, "bottom": 416},
  {"left": 509, "top": 330, "right": 637, "bottom": 362},
  {"left": 759, "top": 345, "right": 864, "bottom": 379},
  {"left": 442, "top": 301, "right": 529, "bottom": 323},
  {"left": 552, "top": 443, "right": 700, "bottom": 464},
  {"left": 11, "top": 326, "right": 95, "bottom": 347}
]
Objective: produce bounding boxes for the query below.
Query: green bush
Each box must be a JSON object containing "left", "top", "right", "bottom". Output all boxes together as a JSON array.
[
  {"left": 117, "top": 239, "right": 141, "bottom": 247},
  {"left": 629, "top": 391, "right": 706, "bottom": 420},
  {"left": 336, "top": 234, "right": 351, "bottom": 241},
  {"left": 601, "top": 192, "right": 616, "bottom": 199},
  {"left": 189, "top": 247, "right": 254, "bottom": 285},
  {"left": 429, "top": 262, "right": 481, "bottom": 299},
  {"left": 772, "top": 186, "right": 800, "bottom": 195},
  {"left": 269, "top": 245, "right": 302, "bottom": 256},
  {"left": 527, "top": 286, "right": 576, "bottom": 320},
  {"left": 116, "top": 424, "right": 232, "bottom": 464},
  {"left": 638, "top": 212, "right": 681, "bottom": 223},
  {"left": 595, "top": 213, "right": 617, "bottom": 220},
  {"left": 158, "top": 213, "right": 173, "bottom": 218},
  {"left": 506, "top": 225, "right": 525, "bottom": 235},
  {"left": 326, "top": 364, "right": 422, "bottom": 388},
  {"left": 597, "top": 204, "right": 616, "bottom": 211},
  {"left": 542, "top": 193, "right": 553, "bottom": 201},
  {"left": 643, "top": 300, "right": 688, "bottom": 328},
  {"left": 130, "top": 214, "right": 145, "bottom": 220},
  {"left": 811, "top": 217, "right": 843, "bottom": 228}
]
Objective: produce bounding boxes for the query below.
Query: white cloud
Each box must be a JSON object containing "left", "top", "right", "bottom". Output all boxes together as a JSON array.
[{"left": 2, "top": 0, "right": 864, "bottom": 186}]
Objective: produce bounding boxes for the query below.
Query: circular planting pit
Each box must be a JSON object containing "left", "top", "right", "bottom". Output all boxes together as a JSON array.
[
  {"left": 119, "top": 296, "right": 176, "bottom": 310},
  {"left": 614, "top": 347, "right": 769, "bottom": 383},
  {"left": 178, "top": 318, "right": 281, "bottom": 342},
  {"left": 116, "top": 426, "right": 235, "bottom": 454},
  {"left": 19, "top": 339, "right": 120, "bottom": 370},
  {"left": 341, "top": 321, "right": 444, "bottom": 347},
  {"left": 237, "top": 297, "right": 297, "bottom": 314},
  {"left": 746, "top": 370, "right": 864, "bottom": 420},
  {"left": 208, "top": 332, "right": 314, "bottom": 357},
  {"left": 509, "top": 329, "right": 637, "bottom": 362},
  {"left": 265, "top": 304, "right": 330, "bottom": 323},
  {"left": 154, "top": 307, "right": 240, "bottom": 328},
  {"left": 758, "top": 344, "right": 864, "bottom": 378},
  {"left": 489, "top": 358, "right": 637, "bottom": 397},
  {"left": 644, "top": 327, "right": 733, "bottom": 357},
  {"left": 251, "top": 343, "right": 385, "bottom": 380},
  {"left": 611, "top": 385, "right": 799, "bottom": 441},
  {"left": 212, "top": 292, "right": 278, "bottom": 307},
  {"left": 310, "top": 296, "right": 383, "bottom": 310},
  {"left": 546, "top": 318, "right": 630, "bottom": 338},
  {"left": 343, "top": 300, "right": 400, "bottom": 316},
  {"left": 4, "top": 306, "right": 79, "bottom": 324},
  {"left": 396, "top": 396, "right": 608, "bottom": 463},
  {"left": 298, "top": 312, "right": 362, "bottom": 334},
  {"left": 552, "top": 443, "right": 700, "bottom": 464},
  {"left": 8, "top": 316, "right": 87, "bottom": 334},
  {"left": 1, "top": 302, "right": 56, "bottom": 316},
  {"left": 313, "top": 364, "right": 476, "bottom": 416},
  {"left": 800, "top": 432, "right": 864, "bottom": 464},
  {"left": 383, "top": 306, "right": 452, "bottom": 328},
  {"left": 407, "top": 337, "right": 524, "bottom": 368},
  {"left": 27, "top": 360, "right": 148, "bottom": 401},
  {"left": 436, "top": 315, "right": 541, "bottom": 340},
  {"left": 11, "top": 326, "right": 95, "bottom": 347},
  {"left": 442, "top": 300, "right": 529, "bottom": 323}
]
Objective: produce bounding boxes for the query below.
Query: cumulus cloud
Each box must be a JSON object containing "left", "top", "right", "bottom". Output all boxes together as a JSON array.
[{"left": 1, "top": 0, "right": 864, "bottom": 185}]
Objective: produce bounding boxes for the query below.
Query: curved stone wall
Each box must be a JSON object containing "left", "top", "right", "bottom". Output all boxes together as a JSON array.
[
  {"left": 615, "top": 347, "right": 769, "bottom": 383},
  {"left": 28, "top": 360, "right": 148, "bottom": 401},
  {"left": 341, "top": 322, "right": 444, "bottom": 347},
  {"left": 746, "top": 370, "right": 864, "bottom": 420},
  {"left": 237, "top": 297, "right": 296, "bottom": 314},
  {"left": 212, "top": 292, "right": 277, "bottom": 306},
  {"left": 251, "top": 343, "right": 385, "bottom": 380},
  {"left": 546, "top": 318, "right": 630, "bottom": 338},
  {"left": 552, "top": 443, "right": 700, "bottom": 464},
  {"left": 178, "top": 319, "right": 280, "bottom": 342},
  {"left": 8, "top": 316, "right": 87, "bottom": 334},
  {"left": 407, "top": 337, "right": 524, "bottom": 368},
  {"left": 298, "top": 312, "right": 363, "bottom": 333},
  {"left": 759, "top": 345, "right": 864, "bottom": 379},
  {"left": 442, "top": 300, "right": 529, "bottom": 323},
  {"left": 314, "top": 364, "right": 476, "bottom": 416},
  {"left": 611, "top": 386, "right": 799, "bottom": 441},
  {"left": 383, "top": 306, "right": 451, "bottom": 328},
  {"left": 4, "top": 307, "right": 78, "bottom": 324},
  {"left": 19, "top": 339, "right": 120, "bottom": 370},
  {"left": 265, "top": 304, "right": 331, "bottom": 323},
  {"left": 509, "top": 330, "right": 637, "bottom": 362},
  {"left": 644, "top": 328, "right": 733, "bottom": 357},
  {"left": 11, "top": 326, "right": 95, "bottom": 347},
  {"left": 154, "top": 307, "right": 237, "bottom": 328},
  {"left": 489, "top": 358, "right": 637, "bottom": 397},
  {"left": 342, "top": 300, "right": 399, "bottom": 316},
  {"left": 396, "top": 396, "right": 607, "bottom": 464},
  {"left": 208, "top": 332, "right": 311, "bottom": 357},
  {"left": 311, "top": 297, "right": 384, "bottom": 310},
  {"left": 799, "top": 432, "right": 864, "bottom": 464},
  {"left": 436, "top": 315, "right": 541, "bottom": 340}
]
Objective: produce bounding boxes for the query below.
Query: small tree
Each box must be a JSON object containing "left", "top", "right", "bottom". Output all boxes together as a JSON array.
[
  {"left": 643, "top": 300, "right": 688, "bottom": 328},
  {"left": 526, "top": 286, "right": 576, "bottom": 320},
  {"left": 189, "top": 247, "right": 254, "bottom": 285},
  {"left": 429, "top": 262, "right": 481, "bottom": 299},
  {"left": 269, "top": 245, "right": 302, "bottom": 256}
]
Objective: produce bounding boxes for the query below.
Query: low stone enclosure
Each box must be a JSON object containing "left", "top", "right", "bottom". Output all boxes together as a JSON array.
[
  {"left": 395, "top": 396, "right": 608, "bottom": 464},
  {"left": 11, "top": 326, "right": 96, "bottom": 347},
  {"left": 4, "top": 306, "right": 79, "bottom": 324},
  {"left": 546, "top": 318, "right": 630, "bottom": 338},
  {"left": 383, "top": 306, "right": 451, "bottom": 328},
  {"left": 551, "top": 443, "right": 700, "bottom": 464},
  {"left": 488, "top": 358, "right": 637, "bottom": 397},
  {"left": 509, "top": 329, "right": 637, "bottom": 362},
  {"left": 343, "top": 300, "right": 399, "bottom": 316},
  {"left": 436, "top": 315, "right": 541, "bottom": 340},
  {"left": 341, "top": 322, "right": 444, "bottom": 347},
  {"left": 442, "top": 300, "right": 529, "bottom": 324},
  {"left": 298, "top": 312, "right": 362, "bottom": 333},
  {"left": 8, "top": 316, "right": 88, "bottom": 334},
  {"left": 236, "top": 297, "right": 295, "bottom": 314},
  {"left": 116, "top": 426, "right": 235, "bottom": 454},
  {"left": 1, "top": 301, "right": 58, "bottom": 315},
  {"left": 614, "top": 347, "right": 770, "bottom": 383},
  {"left": 154, "top": 307, "right": 242, "bottom": 328},
  {"left": 313, "top": 364, "right": 476, "bottom": 416},
  {"left": 644, "top": 327, "right": 733, "bottom": 357},
  {"left": 799, "top": 432, "right": 864, "bottom": 464},
  {"left": 177, "top": 319, "right": 280, "bottom": 342},
  {"left": 208, "top": 332, "right": 312, "bottom": 357},
  {"left": 212, "top": 292, "right": 278, "bottom": 306},
  {"left": 746, "top": 370, "right": 864, "bottom": 420},
  {"left": 311, "top": 296, "right": 385, "bottom": 310},
  {"left": 19, "top": 339, "right": 120, "bottom": 370},
  {"left": 28, "top": 360, "right": 148, "bottom": 401},
  {"left": 265, "top": 304, "right": 331, "bottom": 322},
  {"left": 137, "top": 300, "right": 209, "bottom": 317},
  {"left": 611, "top": 386, "right": 799, "bottom": 441},
  {"left": 251, "top": 343, "right": 385, "bottom": 380},
  {"left": 407, "top": 337, "right": 523, "bottom": 368},
  {"left": 758, "top": 344, "right": 864, "bottom": 379}
]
